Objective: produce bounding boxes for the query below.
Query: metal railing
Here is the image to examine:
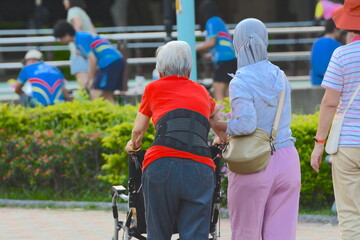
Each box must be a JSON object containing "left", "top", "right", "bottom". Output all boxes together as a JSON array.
[
  {"left": 0, "top": 21, "right": 322, "bottom": 36},
  {"left": 0, "top": 21, "right": 321, "bottom": 100},
  {"left": 0, "top": 26, "right": 324, "bottom": 45},
  {"left": 0, "top": 23, "right": 323, "bottom": 70},
  {"left": 0, "top": 51, "right": 312, "bottom": 70}
]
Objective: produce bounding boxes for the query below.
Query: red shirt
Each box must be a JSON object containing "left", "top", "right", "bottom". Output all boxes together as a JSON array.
[{"left": 139, "top": 75, "right": 216, "bottom": 171}]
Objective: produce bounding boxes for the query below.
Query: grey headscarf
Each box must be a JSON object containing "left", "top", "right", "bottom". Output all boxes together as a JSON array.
[{"left": 233, "top": 18, "right": 268, "bottom": 68}]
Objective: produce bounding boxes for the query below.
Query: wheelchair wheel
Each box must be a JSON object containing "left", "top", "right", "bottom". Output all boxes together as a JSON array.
[
  {"left": 211, "top": 229, "right": 218, "bottom": 240},
  {"left": 112, "top": 227, "right": 132, "bottom": 240},
  {"left": 122, "top": 227, "right": 131, "bottom": 240}
]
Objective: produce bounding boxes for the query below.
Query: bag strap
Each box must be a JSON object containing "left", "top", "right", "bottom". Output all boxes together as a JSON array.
[
  {"left": 270, "top": 71, "right": 286, "bottom": 140},
  {"left": 342, "top": 82, "right": 360, "bottom": 116}
]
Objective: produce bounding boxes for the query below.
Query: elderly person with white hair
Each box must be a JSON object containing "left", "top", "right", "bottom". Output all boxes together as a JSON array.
[
  {"left": 223, "top": 18, "right": 301, "bottom": 240},
  {"left": 125, "top": 40, "right": 226, "bottom": 240}
]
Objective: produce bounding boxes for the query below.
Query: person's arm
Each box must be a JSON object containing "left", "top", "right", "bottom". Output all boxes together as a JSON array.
[
  {"left": 15, "top": 68, "right": 27, "bottom": 95},
  {"left": 310, "top": 88, "right": 340, "bottom": 173},
  {"left": 227, "top": 97, "right": 257, "bottom": 136},
  {"left": 226, "top": 79, "right": 257, "bottom": 137},
  {"left": 125, "top": 112, "right": 150, "bottom": 153},
  {"left": 197, "top": 17, "right": 217, "bottom": 52},
  {"left": 71, "top": 16, "right": 96, "bottom": 33},
  {"left": 86, "top": 52, "right": 97, "bottom": 89},
  {"left": 14, "top": 82, "right": 24, "bottom": 95},
  {"left": 62, "top": 86, "right": 72, "bottom": 101},
  {"left": 70, "top": 16, "right": 83, "bottom": 31},
  {"left": 196, "top": 37, "right": 216, "bottom": 52},
  {"left": 210, "top": 105, "right": 228, "bottom": 144}
]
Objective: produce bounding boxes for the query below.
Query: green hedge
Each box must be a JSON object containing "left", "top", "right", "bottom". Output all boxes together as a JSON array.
[
  {"left": 0, "top": 99, "right": 333, "bottom": 208},
  {"left": 1, "top": 129, "right": 105, "bottom": 193},
  {"left": 0, "top": 99, "right": 139, "bottom": 196},
  {"left": 291, "top": 113, "right": 333, "bottom": 208},
  {"left": 99, "top": 122, "right": 155, "bottom": 186},
  {"left": 0, "top": 98, "right": 138, "bottom": 135}
]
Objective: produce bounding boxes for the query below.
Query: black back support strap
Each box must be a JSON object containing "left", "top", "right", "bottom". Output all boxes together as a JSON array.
[{"left": 152, "top": 108, "right": 211, "bottom": 158}]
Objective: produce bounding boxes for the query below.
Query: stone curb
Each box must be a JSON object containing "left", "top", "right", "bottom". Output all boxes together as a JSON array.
[
  {"left": 298, "top": 214, "right": 338, "bottom": 225},
  {"left": 0, "top": 198, "right": 128, "bottom": 211},
  {"left": 219, "top": 208, "right": 338, "bottom": 225},
  {"left": 0, "top": 199, "right": 338, "bottom": 225}
]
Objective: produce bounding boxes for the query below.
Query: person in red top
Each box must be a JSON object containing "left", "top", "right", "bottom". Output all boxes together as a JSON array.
[{"left": 125, "top": 40, "right": 227, "bottom": 240}]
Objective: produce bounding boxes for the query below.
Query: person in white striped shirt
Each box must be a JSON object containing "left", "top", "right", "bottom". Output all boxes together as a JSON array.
[{"left": 311, "top": 0, "right": 360, "bottom": 239}]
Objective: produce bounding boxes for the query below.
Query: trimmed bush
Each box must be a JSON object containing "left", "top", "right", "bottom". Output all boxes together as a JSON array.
[
  {"left": 0, "top": 99, "right": 138, "bottom": 196},
  {"left": 0, "top": 99, "right": 334, "bottom": 208},
  {"left": 25, "top": 98, "right": 138, "bottom": 132},
  {"left": 99, "top": 122, "right": 155, "bottom": 186},
  {"left": 0, "top": 104, "right": 29, "bottom": 137},
  {"left": 1, "top": 129, "right": 105, "bottom": 193},
  {"left": 291, "top": 113, "right": 333, "bottom": 208}
]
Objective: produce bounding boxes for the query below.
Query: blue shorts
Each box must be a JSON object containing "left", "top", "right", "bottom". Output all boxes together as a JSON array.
[
  {"left": 70, "top": 53, "right": 89, "bottom": 75},
  {"left": 93, "top": 58, "right": 125, "bottom": 91}
]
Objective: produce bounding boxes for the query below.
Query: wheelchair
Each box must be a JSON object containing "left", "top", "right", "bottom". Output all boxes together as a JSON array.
[{"left": 110, "top": 146, "right": 223, "bottom": 240}]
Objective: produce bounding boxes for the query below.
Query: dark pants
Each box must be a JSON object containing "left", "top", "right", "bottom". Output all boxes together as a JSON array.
[
  {"left": 94, "top": 58, "right": 124, "bottom": 91},
  {"left": 142, "top": 157, "right": 215, "bottom": 240},
  {"left": 213, "top": 58, "right": 237, "bottom": 83}
]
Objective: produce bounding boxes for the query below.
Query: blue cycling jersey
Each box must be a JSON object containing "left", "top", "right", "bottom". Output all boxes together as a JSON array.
[
  {"left": 17, "top": 62, "right": 65, "bottom": 106},
  {"left": 75, "top": 31, "right": 122, "bottom": 69},
  {"left": 206, "top": 16, "right": 236, "bottom": 63}
]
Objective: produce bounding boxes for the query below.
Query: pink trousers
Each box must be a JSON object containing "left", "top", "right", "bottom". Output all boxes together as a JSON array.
[{"left": 227, "top": 146, "right": 301, "bottom": 240}]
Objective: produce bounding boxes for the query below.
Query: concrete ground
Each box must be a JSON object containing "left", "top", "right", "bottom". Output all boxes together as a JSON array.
[{"left": 1, "top": 207, "right": 340, "bottom": 240}]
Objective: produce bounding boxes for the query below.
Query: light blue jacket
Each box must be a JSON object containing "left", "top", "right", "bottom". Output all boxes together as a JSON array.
[{"left": 227, "top": 60, "right": 295, "bottom": 149}]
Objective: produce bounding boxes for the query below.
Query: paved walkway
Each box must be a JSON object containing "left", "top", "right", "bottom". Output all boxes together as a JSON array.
[{"left": 1, "top": 207, "right": 340, "bottom": 240}]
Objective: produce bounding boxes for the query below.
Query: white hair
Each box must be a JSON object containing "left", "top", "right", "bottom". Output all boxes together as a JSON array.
[{"left": 155, "top": 41, "right": 192, "bottom": 77}]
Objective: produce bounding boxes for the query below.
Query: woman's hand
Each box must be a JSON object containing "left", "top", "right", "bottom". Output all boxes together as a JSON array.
[
  {"left": 213, "top": 134, "right": 228, "bottom": 146},
  {"left": 213, "top": 136, "right": 222, "bottom": 146},
  {"left": 125, "top": 140, "right": 141, "bottom": 154},
  {"left": 310, "top": 143, "right": 325, "bottom": 173},
  {"left": 310, "top": 88, "right": 340, "bottom": 173}
]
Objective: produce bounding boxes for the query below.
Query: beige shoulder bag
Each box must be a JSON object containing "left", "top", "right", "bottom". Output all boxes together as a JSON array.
[
  {"left": 326, "top": 82, "right": 360, "bottom": 154},
  {"left": 222, "top": 72, "right": 286, "bottom": 174}
]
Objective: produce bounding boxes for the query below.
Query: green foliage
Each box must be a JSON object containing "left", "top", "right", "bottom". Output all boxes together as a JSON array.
[
  {"left": 0, "top": 99, "right": 138, "bottom": 198},
  {"left": 99, "top": 122, "right": 155, "bottom": 186},
  {"left": 0, "top": 21, "right": 27, "bottom": 29},
  {"left": 0, "top": 129, "right": 106, "bottom": 194},
  {"left": 0, "top": 99, "right": 137, "bottom": 136},
  {"left": 0, "top": 104, "right": 30, "bottom": 137},
  {"left": 217, "top": 97, "right": 231, "bottom": 120},
  {"left": 24, "top": 99, "right": 138, "bottom": 132}
]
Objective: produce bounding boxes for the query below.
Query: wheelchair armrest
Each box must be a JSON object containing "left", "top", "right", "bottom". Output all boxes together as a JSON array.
[{"left": 111, "top": 185, "right": 127, "bottom": 196}]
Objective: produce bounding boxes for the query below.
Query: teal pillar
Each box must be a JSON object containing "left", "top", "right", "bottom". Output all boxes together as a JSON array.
[{"left": 176, "top": 0, "right": 197, "bottom": 81}]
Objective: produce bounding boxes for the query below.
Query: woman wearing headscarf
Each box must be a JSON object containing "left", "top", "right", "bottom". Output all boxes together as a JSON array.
[{"left": 226, "top": 18, "right": 301, "bottom": 240}]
